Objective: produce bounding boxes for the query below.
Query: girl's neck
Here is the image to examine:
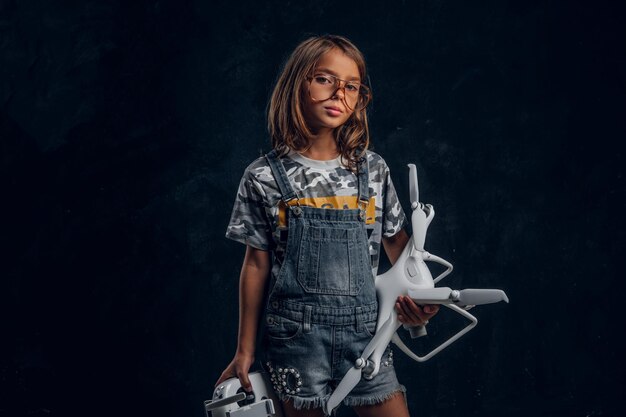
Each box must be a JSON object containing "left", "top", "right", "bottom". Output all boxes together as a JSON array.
[{"left": 300, "top": 129, "right": 339, "bottom": 161}]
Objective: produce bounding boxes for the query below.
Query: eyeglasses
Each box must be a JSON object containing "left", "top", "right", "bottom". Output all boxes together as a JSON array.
[{"left": 306, "top": 73, "right": 371, "bottom": 111}]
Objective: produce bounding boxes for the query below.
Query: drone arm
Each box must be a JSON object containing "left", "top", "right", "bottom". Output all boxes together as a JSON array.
[
  {"left": 391, "top": 304, "right": 478, "bottom": 362},
  {"left": 424, "top": 252, "right": 453, "bottom": 284}
]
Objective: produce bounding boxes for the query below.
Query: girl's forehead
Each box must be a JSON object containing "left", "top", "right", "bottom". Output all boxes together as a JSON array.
[{"left": 314, "top": 49, "right": 360, "bottom": 81}]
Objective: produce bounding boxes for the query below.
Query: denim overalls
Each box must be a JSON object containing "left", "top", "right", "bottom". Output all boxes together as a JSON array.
[{"left": 261, "top": 150, "right": 404, "bottom": 410}]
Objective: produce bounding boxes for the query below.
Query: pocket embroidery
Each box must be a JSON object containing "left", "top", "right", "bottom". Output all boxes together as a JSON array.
[
  {"left": 266, "top": 362, "right": 303, "bottom": 395},
  {"left": 383, "top": 348, "right": 394, "bottom": 367}
]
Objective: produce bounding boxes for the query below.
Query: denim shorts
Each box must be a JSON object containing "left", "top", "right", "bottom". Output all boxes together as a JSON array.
[{"left": 262, "top": 301, "right": 406, "bottom": 411}]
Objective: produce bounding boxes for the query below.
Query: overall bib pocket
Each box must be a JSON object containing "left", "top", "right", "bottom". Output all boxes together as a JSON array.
[{"left": 296, "top": 222, "right": 367, "bottom": 295}]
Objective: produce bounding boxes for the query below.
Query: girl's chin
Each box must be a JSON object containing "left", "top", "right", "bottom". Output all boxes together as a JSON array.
[
  {"left": 304, "top": 112, "right": 349, "bottom": 132},
  {"left": 318, "top": 114, "right": 348, "bottom": 127},
  {"left": 308, "top": 120, "right": 343, "bottom": 133}
]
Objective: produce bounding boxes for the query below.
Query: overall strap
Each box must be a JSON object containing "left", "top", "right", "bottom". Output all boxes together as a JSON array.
[
  {"left": 357, "top": 154, "right": 370, "bottom": 207},
  {"left": 264, "top": 149, "right": 299, "bottom": 204}
]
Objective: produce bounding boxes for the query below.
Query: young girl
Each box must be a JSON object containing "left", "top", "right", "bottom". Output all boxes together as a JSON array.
[{"left": 216, "top": 35, "right": 439, "bottom": 417}]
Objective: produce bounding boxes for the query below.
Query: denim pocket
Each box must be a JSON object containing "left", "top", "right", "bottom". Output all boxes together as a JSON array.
[
  {"left": 297, "top": 223, "right": 367, "bottom": 295},
  {"left": 265, "top": 313, "right": 302, "bottom": 342},
  {"left": 364, "top": 319, "right": 378, "bottom": 337}
]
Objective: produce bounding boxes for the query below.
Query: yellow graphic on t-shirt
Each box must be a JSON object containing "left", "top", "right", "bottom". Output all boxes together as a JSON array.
[{"left": 278, "top": 196, "right": 376, "bottom": 227}]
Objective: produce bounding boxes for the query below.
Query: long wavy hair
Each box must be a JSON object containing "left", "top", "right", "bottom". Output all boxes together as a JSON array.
[{"left": 267, "top": 34, "right": 371, "bottom": 173}]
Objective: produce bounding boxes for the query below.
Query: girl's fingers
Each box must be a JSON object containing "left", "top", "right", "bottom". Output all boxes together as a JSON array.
[
  {"left": 397, "top": 297, "right": 438, "bottom": 326},
  {"left": 215, "top": 370, "right": 230, "bottom": 387},
  {"left": 402, "top": 297, "right": 440, "bottom": 321},
  {"left": 238, "top": 370, "right": 252, "bottom": 392},
  {"left": 404, "top": 297, "right": 426, "bottom": 318},
  {"left": 396, "top": 298, "right": 423, "bottom": 326},
  {"left": 423, "top": 304, "right": 440, "bottom": 316},
  {"left": 403, "top": 296, "right": 428, "bottom": 321},
  {"left": 395, "top": 302, "right": 410, "bottom": 324},
  {"left": 395, "top": 301, "right": 412, "bottom": 319}
]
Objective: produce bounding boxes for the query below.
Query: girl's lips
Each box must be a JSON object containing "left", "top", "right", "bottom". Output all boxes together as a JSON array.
[{"left": 324, "top": 107, "right": 343, "bottom": 116}]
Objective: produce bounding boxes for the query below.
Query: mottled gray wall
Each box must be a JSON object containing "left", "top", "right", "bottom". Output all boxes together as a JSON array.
[{"left": 2, "top": 1, "right": 624, "bottom": 416}]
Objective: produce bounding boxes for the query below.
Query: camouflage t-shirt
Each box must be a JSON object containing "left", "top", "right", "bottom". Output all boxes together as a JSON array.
[{"left": 225, "top": 149, "right": 408, "bottom": 277}]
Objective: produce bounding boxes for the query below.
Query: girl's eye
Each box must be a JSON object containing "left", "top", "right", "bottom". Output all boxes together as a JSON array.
[
  {"left": 314, "top": 76, "right": 332, "bottom": 84},
  {"left": 346, "top": 83, "right": 360, "bottom": 92}
]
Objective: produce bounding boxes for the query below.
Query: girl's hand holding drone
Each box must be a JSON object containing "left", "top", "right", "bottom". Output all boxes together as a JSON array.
[{"left": 395, "top": 296, "right": 439, "bottom": 326}]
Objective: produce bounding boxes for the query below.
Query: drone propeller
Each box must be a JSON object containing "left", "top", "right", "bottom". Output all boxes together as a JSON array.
[
  {"left": 324, "top": 317, "right": 394, "bottom": 414},
  {"left": 325, "top": 366, "right": 360, "bottom": 414},
  {"left": 408, "top": 164, "right": 419, "bottom": 207},
  {"left": 408, "top": 288, "right": 509, "bottom": 306}
]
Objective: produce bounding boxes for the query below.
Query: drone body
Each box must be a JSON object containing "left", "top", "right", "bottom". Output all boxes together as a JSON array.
[
  {"left": 205, "top": 164, "right": 508, "bottom": 417},
  {"left": 323, "top": 164, "right": 509, "bottom": 415}
]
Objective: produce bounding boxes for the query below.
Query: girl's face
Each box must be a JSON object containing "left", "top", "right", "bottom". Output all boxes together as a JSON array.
[{"left": 301, "top": 48, "right": 360, "bottom": 134}]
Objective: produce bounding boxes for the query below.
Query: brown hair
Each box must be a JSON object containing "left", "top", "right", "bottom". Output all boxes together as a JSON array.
[{"left": 267, "top": 34, "right": 371, "bottom": 173}]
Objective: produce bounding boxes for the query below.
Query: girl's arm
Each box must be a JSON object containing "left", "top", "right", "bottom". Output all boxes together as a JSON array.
[
  {"left": 215, "top": 245, "right": 271, "bottom": 391},
  {"left": 382, "top": 228, "right": 410, "bottom": 264},
  {"left": 382, "top": 229, "right": 440, "bottom": 325}
]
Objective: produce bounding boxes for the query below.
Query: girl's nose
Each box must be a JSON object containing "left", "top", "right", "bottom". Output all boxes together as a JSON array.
[{"left": 332, "top": 86, "right": 346, "bottom": 100}]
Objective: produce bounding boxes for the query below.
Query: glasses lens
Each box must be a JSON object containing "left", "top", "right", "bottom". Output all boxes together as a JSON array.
[
  {"left": 355, "top": 85, "right": 371, "bottom": 111},
  {"left": 309, "top": 75, "right": 370, "bottom": 111}
]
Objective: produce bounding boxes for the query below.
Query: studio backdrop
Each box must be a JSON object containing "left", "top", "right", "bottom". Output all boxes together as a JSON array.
[{"left": 2, "top": 1, "right": 624, "bottom": 417}]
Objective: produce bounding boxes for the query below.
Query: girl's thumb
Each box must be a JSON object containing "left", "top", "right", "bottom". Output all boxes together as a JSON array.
[{"left": 240, "top": 372, "right": 253, "bottom": 392}]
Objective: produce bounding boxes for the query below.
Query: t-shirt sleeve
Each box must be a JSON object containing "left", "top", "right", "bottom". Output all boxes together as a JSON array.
[
  {"left": 225, "top": 168, "right": 272, "bottom": 250},
  {"left": 382, "top": 165, "right": 408, "bottom": 238}
]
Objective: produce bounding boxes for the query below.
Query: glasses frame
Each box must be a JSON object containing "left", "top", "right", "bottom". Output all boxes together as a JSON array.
[{"left": 306, "top": 72, "right": 372, "bottom": 112}]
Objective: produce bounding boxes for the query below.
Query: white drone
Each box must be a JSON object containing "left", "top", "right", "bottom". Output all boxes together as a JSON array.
[{"left": 205, "top": 164, "right": 509, "bottom": 417}]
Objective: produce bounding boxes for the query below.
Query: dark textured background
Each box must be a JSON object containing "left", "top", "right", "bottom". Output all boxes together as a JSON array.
[{"left": 2, "top": 1, "right": 624, "bottom": 416}]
